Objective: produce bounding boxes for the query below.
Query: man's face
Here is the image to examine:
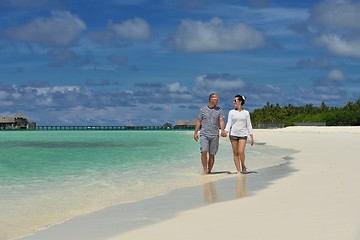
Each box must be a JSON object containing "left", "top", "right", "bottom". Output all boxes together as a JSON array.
[{"left": 210, "top": 95, "right": 219, "bottom": 105}]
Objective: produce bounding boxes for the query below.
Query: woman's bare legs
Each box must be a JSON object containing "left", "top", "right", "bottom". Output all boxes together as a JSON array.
[
  {"left": 230, "top": 139, "right": 247, "bottom": 173},
  {"left": 238, "top": 139, "right": 247, "bottom": 173},
  {"left": 230, "top": 140, "right": 241, "bottom": 172}
]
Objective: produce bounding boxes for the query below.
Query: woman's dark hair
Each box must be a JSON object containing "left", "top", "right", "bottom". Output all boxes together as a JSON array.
[{"left": 235, "top": 95, "right": 246, "bottom": 105}]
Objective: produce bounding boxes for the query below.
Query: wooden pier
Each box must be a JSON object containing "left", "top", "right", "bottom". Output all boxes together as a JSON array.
[{"left": 35, "top": 125, "right": 195, "bottom": 131}]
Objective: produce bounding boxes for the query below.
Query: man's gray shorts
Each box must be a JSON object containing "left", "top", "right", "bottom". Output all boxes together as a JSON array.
[{"left": 200, "top": 134, "right": 219, "bottom": 155}]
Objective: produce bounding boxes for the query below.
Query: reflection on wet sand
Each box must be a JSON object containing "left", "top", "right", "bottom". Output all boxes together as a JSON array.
[
  {"left": 203, "top": 175, "right": 248, "bottom": 204},
  {"left": 236, "top": 175, "right": 248, "bottom": 199},
  {"left": 203, "top": 181, "right": 218, "bottom": 204}
]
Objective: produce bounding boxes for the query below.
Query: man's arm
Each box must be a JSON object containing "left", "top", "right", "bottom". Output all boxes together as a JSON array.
[
  {"left": 194, "top": 118, "right": 201, "bottom": 141},
  {"left": 219, "top": 117, "right": 226, "bottom": 137}
]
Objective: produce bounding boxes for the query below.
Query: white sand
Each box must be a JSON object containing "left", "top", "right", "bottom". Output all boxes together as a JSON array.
[{"left": 107, "top": 126, "right": 360, "bottom": 240}]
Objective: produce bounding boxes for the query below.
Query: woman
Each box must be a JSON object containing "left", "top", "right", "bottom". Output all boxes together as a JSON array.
[{"left": 225, "top": 95, "right": 254, "bottom": 174}]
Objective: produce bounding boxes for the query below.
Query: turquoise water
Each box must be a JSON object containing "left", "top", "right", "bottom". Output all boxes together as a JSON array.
[{"left": 0, "top": 130, "right": 294, "bottom": 240}]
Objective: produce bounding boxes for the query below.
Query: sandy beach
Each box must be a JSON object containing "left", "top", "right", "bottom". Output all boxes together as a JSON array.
[
  {"left": 108, "top": 126, "right": 360, "bottom": 240},
  {"left": 19, "top": 126, "right": 360, "bottom": 240}
]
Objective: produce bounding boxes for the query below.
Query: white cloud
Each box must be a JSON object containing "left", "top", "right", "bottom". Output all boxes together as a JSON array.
[
  {"left": 194, "top": 75, "right": 246, "bottom": 93},
  {"left": 110, "top": 17, "right": 151, "bottom": 41},
  {"left": 327, "top": 69, "right": 345, "bottom": 81},
  {"left": 308, "top": 0, "right": 360, "bottom": 59},
  {"left": 298, "top": 86, "right": 344, "bottom": 101},
  {"left": 5, "top": 11, "right": 86, "bottom": 47},
  {"left": 311, "top": 0, "right": 360, "bottom": 29},
  {"left": 11, "top": 92, "right": 22, "bottom": 99},
  {"left": 23, "top": 86, "right": 82, "bottom": 95},
  {"left": 167, "top": 17, "right": 264, "bottom": 53},
  {"left": 34, "top": 97, "right": 54, "bottom": 107},
  {"left": 0, "top": 91, "right": 9, "bottom": 100},
  {"left": 254, "top": 7, "right": 309, "bottom": 23},
  {"left": 167, "top": 82, "right": 188, "bottom": 93},
  {"left": 315, "top": 34, "right": 360, "bottom": 58}
]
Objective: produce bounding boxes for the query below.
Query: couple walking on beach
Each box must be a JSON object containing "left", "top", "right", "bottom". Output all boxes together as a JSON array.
[{"left": 194, "top": 93, "right": 254, "bottom": 175}]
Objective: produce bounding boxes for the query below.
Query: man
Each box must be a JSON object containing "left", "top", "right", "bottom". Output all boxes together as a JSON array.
[{"left": 194, "top": 93, "right": 226, "bottom": 175}]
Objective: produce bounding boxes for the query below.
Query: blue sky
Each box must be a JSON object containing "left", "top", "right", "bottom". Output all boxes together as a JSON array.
[{"left": 0, "top": 0, "right": 359, "bottom": 126}]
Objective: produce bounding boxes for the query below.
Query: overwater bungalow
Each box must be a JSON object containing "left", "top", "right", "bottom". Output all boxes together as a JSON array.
[
  {"left": 175, "top": 119, "right": 197, "bottom": 129},
  {"left": 0, "top": 113, "right": 36, "bottom": 130}
]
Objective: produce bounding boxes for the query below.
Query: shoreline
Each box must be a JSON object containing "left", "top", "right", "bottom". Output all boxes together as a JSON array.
[
  {"left": 19, "top": 160, "right": 296, "bottom": 240},
  {"left": 18, "top": 126, "right": 360, "bottom": 240},
  {"left": 18, "top": 132, "right": 298, "bottom": 240},
  {"left": 108, "top": 126, "right": 360, "bottom": 240}
]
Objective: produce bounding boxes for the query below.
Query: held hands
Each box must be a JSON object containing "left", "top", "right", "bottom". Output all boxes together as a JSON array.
[{"left": 195, "top": 130, "right": 227, "bottom": 140}]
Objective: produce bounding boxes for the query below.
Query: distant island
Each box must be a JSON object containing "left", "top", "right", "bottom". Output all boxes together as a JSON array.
[{"left": 251, "top": 98, "right": 360, "bottom": 127}]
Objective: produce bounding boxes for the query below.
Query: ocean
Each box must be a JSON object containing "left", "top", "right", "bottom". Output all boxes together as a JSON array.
[{"left": 0, "top": 130, "right": 295, "bottom": 240}]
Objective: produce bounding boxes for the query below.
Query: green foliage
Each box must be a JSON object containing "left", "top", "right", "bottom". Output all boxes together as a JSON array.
[{"left": 251, "top": 98, "right": 360, "bottom": 126}]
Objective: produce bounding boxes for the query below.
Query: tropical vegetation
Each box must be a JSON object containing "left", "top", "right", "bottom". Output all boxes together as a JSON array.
[{"left": 251, "top": 98, "right": 360, "bottom": 127}]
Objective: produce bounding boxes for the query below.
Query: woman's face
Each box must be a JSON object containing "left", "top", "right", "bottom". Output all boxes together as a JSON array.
[{"left": 233, "top": 97, "right": 241, "bottom": 107}]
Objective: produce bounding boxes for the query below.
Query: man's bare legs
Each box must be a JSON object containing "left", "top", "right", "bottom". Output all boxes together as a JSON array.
[
  {"left": 201, "top": 151, "right": 215, "bottom": 175},
  {"left": 208, "top": 154, "right": 215, "bottom": 173},
  {"left": 201, "top": 151, "right": 208, "bottom": 175}
]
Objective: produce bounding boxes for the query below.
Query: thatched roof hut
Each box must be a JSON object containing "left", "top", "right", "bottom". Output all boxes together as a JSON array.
[{"left": 0, "top": 113, "right": 35, "bottom": 130}]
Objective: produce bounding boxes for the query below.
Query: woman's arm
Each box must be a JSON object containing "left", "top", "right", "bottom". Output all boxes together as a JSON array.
[
  {"left": 224, "top": 110, "right": 233, "bottom": 134},
  {"left": 247, "top": 112, "right": 254, "bottom": 146}
]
